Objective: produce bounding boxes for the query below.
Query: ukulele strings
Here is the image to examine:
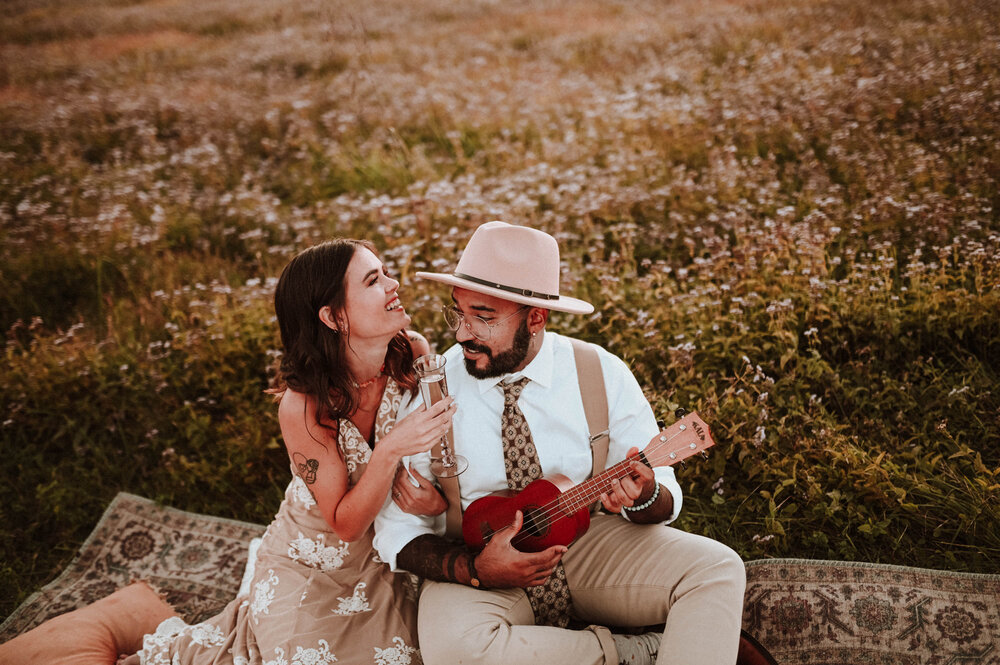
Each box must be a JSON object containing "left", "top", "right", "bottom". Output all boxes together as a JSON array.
[
  {"left": 506, "top": 425, "right": 692, "bottom": 547},
  {"left": 507, "top": 432, "right": 682, "bottom": 547},
  {"left": 506, "top": 457, "right": 644, "bottom": 547}
]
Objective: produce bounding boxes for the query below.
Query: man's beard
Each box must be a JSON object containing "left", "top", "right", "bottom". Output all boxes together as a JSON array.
[{"left": 462, "top": 319, "right": 532, "bottom": 379}]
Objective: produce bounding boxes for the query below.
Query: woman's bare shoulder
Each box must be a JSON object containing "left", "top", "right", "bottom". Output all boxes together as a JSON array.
[
  {"left": 277, "top": 387, "right": 309, "bottom": 417},
  {"left": 278, "top": 389, "right": 338, "bottom": 452}
]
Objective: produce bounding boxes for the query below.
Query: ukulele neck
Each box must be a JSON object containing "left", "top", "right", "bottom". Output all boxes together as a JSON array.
[{"left": 555, "top": 453, "right": 648, "bottom": 514}]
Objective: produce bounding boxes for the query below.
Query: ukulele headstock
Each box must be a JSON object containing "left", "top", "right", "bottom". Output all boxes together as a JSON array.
[{"left": 641, "top": 411, "right": 715, "bottom": 469}]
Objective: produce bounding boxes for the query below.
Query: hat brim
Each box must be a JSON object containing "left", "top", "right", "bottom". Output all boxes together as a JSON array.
[{"left": 416, "top": 272, "right": 594, "bottom": 315}]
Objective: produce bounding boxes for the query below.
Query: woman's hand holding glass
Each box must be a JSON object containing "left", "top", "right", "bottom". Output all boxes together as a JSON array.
[{"left": 379, "top": 396, "right": 456, "bottom": 461}]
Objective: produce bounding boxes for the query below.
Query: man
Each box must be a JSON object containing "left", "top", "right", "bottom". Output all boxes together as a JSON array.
[{"left": 374, "top": 221, "right": 746, "bottom": 665}]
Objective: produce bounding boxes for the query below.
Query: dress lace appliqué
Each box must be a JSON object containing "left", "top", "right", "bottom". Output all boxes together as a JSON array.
[
  {"left": 187, "top": 621, "right": 226, "bottom": 647},
  {"left": 331, "top": 582, "right": 371, "bottom": 615},
  {"left": 262, "top": 647, "right": 288, "bottom": 665},
  {"left": 373, "top": 380, "right": 403, "bottom": 443},
  {"left": 339, "top": 378, "right": 402, "bottom": 475},
  {"left": 290, "top": 639, "right": 338, "bottom": 664},
  {"left": 290, "top": 476, "right": 317, "bottom": 509},
  {"left": 138, "top": 617, "right": 188, "bottom": 665},
  {"left": 288, "top": 531, "right": 350, "bottom": 571},
  {"left": 373, "top": 636, "right": 418, "bottom": 665},
  {"left": 341, "top": 443, "right": 372, "bottom": 475},
  {"left": 251, "top": 569, "right": 279, "bottom": 623}
]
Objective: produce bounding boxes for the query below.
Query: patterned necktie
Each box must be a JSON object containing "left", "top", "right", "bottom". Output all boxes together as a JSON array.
[{"left": 501, "top": 377, "right": 573, "bottom": 628}]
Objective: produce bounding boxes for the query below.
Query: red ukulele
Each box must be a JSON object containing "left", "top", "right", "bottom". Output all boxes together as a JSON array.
[{"left": 462, "top": 412, "right": 716, "bottom": 552}]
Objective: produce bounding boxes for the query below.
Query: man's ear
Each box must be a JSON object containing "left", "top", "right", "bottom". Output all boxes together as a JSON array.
[
  {"left": 526, "top": 307, "right": 549, "bottom": 333},
  {"left": 318, "top": 306, "right": 340, "bottom": 332}
]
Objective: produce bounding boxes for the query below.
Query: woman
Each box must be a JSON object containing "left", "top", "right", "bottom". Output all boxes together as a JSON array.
[{"left": 135, "top": 239, "right": 455, "bottom": 665}]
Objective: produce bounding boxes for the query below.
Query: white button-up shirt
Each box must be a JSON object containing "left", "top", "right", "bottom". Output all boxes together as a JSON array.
[{"left": 373, "top": 331, "right": 683, "bottom": 571}]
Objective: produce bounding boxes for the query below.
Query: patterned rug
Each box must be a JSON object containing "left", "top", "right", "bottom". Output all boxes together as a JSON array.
[
  {"left": 0, "top": 492, "right": 265, "bottom": 642},
  {"left": 3, "top": 492, "right": 1000, "bottom": 664},
  {"left": 744, "top": 559, "right": 1000, "bottom": 664}
]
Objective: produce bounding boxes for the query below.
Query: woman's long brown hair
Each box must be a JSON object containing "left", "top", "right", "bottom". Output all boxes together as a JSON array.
[{"left": 269, "top": 239, "right": 418, "bottom": 434}]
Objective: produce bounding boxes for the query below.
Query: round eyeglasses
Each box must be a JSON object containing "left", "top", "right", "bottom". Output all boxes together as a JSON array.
[{"left": 442, "top": 305, "right": 528, "bottom": 341}]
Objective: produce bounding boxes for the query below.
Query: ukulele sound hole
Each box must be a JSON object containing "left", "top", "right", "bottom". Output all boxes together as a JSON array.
[{"left": 521, "top": 506, "right": 550, "bottom": 538}]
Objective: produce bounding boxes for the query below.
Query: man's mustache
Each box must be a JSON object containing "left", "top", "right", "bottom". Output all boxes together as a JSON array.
[{"left": 460, "top": 341, "right": 492, "bottom": 357}]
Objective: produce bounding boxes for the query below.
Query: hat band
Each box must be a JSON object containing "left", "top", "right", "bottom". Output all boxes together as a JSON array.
[{"left": 453, "top": 272, "right": 560, "bottom": 301}]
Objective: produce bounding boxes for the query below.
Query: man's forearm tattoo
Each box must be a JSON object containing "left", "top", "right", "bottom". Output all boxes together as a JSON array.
[
  {"left": 396, "top": 534, "right": 472, "bottom": 584},
  {"left": 293, "top": 452, "right": 319, "bottom": 484}
]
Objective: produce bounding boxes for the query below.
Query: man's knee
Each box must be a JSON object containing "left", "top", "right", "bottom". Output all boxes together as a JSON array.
[
  {"left": 691, "top": 539, "right": 746, "bottom": 600},
  {"left": 417, "top": 583, "right": 531, "bottom": 665},
  {"left": 418, "top": 614, "right": 502, "bottom": 665},
  {"left": 720, "top": 542, "right": 747, "bottom": 587}
]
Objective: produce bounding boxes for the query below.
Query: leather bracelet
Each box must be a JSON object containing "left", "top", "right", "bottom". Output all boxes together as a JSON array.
[
  {"left": 622, "top": 482, "right": 660, "bottom": 512},
  {"left": 468, "top": 555, "right": 483, "bottom": 589}
]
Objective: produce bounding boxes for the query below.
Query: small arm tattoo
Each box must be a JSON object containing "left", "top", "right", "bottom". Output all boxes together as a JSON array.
[
  {"left": 396, "top": 534, "right": 473, "bottom": 585},
  {"left": 293, "top": 452, "right": 319, "bottom": 484}
]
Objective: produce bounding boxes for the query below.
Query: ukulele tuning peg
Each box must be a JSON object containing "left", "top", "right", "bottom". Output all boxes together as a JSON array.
[
  {"left": 656, "top": 419, "right": 665, "bottom": 429},
  {"left": 674, "top": 407, "right": 688, "bottom": 419},
  {"left": 700, "top": 452, "right": 709, "bottom": 460},
  {"left": 679, "top": 460, "right": 687, "bottom": 469}
]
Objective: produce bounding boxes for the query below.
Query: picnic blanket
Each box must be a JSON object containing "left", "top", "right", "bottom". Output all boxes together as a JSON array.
[{"left": 3, "top": 492, "right": 999, "bottom": 663}]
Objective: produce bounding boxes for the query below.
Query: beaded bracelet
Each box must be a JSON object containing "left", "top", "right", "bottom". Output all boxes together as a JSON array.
[{"left": 622, "top": 482, "right": 660, "bottom": 512}]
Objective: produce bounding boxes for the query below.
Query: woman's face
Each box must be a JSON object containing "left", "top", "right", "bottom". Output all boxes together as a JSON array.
[{"left": 337, "top": 246, "right": 411, "bottom": 340}]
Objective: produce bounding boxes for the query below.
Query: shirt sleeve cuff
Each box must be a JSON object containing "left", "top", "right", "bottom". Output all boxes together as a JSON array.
[{"left": 373, "top": 503, "right": 444, "bottom": 572}]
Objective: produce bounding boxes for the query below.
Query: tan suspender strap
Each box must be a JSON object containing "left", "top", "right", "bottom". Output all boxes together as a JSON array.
[
  {"left": 433, "top": 429, "right": 464, "bottom": 540},
  {"left": 570, "top": 338, "right": 610, "bottom": 479}
]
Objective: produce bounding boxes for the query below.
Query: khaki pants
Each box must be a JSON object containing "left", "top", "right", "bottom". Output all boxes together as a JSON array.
[{"left": 417, "top": 515, "right": 746, "bottom": 665}]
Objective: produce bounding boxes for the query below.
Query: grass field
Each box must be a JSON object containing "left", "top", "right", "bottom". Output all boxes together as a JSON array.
[{"left": 2, "top": 0, "right": 999, "bottom": 620}]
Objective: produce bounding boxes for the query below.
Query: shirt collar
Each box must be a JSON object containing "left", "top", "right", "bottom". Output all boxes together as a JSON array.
[{"left": 473, "top": 330, "right": 555, "bottom": 395}]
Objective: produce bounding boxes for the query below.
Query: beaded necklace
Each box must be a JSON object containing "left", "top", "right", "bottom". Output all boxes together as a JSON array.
[{"left": 353, "top": 364, "right": 385, "bottom": 390}]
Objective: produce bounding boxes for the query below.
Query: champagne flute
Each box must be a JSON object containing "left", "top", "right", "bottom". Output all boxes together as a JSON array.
[{"left": 413, "top": 353, "right": 467, "bottom": 477}]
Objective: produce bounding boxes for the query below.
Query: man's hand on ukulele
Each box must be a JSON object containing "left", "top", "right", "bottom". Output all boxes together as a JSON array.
[
  {"left": 474, "top": 510, "right": 567, "bottom": 588},
  {"left": 600, "top": 446, "right": 656, "bottom": 513}
]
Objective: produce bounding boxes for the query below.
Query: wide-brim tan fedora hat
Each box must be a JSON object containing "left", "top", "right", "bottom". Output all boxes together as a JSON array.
[{"left": 416, "top": 221, "right": 594, "bottom": 315}]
